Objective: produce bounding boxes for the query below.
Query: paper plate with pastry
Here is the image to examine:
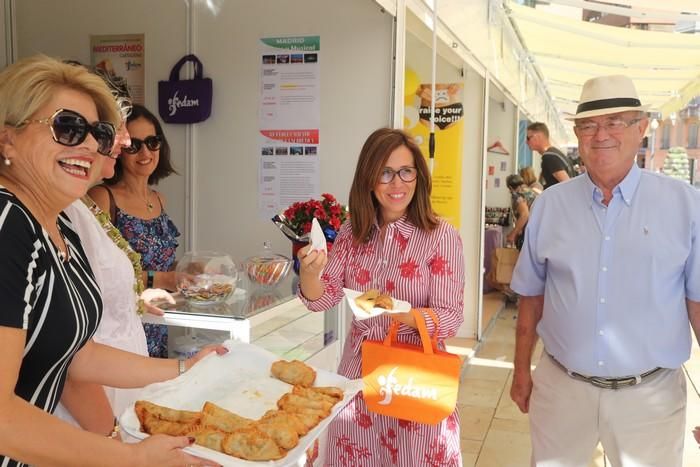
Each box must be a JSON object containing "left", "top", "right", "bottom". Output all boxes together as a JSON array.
[
  {"left": 343, "top": 288, "right": 411, "bottom": 321},
  {"left": 120, "top": 340, "right": 362, "bottom": 466}
]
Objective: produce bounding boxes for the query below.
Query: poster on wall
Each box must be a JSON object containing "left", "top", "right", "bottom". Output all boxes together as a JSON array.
[
  {"left": 258, "top": 35, "right": 321, "bottom": 219},
  {"left": 404, "top": 69, "right": 464, "bottom": 228},
  {"left": 90, "top": 34, "right": 145, "bottom": 104}
]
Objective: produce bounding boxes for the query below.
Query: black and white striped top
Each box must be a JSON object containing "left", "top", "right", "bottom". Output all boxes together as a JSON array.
[{"left": 0, "top": 188, "right": 102, "bottom": 467}]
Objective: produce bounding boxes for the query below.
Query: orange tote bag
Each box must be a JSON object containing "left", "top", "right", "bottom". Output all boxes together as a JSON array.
[{"left": 361, "top": 309, "right": 461, "bottom": 425}]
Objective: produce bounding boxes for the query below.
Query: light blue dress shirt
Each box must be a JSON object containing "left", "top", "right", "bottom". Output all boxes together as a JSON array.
[{"left": 511, "top": 164, "right": 700, "bottom": 376}]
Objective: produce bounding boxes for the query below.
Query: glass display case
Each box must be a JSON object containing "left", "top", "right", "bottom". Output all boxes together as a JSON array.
[{"left": 142, "top": 273, "right": 344, "bottom": 368}]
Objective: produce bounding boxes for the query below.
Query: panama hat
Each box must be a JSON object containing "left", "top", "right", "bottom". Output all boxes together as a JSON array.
[{"left": 567, "top": 75, "right": 649, "bottom": 120}]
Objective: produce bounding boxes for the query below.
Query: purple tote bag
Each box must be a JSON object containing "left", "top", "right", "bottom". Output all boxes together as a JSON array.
[{"left": 158, "top": 54, "right": 212, "bottom": 124}]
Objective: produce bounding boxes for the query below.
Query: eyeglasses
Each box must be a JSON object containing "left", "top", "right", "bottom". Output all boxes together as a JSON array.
[
  {"left": 122, "top": 135, "right": 162, "bottom": 154},
  {"left": 575, "top": 118, "right": 642, "bottom": 137},
  {"left": 18, "top": 108, "right": 116, "bottom": 156},
  {"left": 379, "top": 167, "right": 417, "bottom": 184}
]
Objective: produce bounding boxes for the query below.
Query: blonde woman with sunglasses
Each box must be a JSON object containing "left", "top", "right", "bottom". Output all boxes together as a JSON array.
[{"left": 0, "top": 55, "right": 221, "bottom": 467}]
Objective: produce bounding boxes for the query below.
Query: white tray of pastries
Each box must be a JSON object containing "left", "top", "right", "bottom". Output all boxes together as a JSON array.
[{"left": 120, "top": 340, "right": 362, "bottom": 466}]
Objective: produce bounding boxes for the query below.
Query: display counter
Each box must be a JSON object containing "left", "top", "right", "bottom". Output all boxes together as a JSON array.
[{"left": 142, "top": 274, "right": 343, "bottom": 366}]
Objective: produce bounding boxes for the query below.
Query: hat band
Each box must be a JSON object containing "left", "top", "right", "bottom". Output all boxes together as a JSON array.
[{"left": 577, "top": 97, "right": 641, "bottom": 114}]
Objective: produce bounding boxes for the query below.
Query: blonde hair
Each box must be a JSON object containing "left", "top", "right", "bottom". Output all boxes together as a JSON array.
[
  {"left": 519, "top": 166, "right": 537, "bottom": 186},
  {"left": 0, "top": 54, "right": 121, "bottom": 129}
]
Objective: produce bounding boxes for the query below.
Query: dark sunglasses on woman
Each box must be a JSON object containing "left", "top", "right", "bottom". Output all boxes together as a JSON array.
[
  {"left": 122, "top": 135, "right": 162, "bottom": 154},
  {"left": 18, "top": 108, "right": 116, "bottom": 156}
]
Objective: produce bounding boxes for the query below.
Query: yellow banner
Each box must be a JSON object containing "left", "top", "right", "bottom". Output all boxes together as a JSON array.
[{"left": 404, "top": 69, "right": 464, "bottom": 228}]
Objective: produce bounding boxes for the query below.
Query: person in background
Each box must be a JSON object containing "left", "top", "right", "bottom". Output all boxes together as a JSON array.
[
  {"left": 504, "top": 174, "right": 537, "bottom": 251},
  {"left": 526, "top": 121, "right": 573, "bottom": 189},
  {"left": 298, "top": 128, "right": 465, "bottom": 466},
  {"left": 519, "top": 166, "right": 543, "bottom": 194},
  {"left": 510, "top": 74, "right": 700, "bottom": 466},
  {"left": 90, "top": 104, "right": 180, "bottom": 359},
  {"left": 0, "top": 54, "right": 221, "bottom": 467}
]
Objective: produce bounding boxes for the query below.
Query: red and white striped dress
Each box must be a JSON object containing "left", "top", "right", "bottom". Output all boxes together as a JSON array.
[{"left": 300, "top": 216, "right": 465, "bottom": 466}]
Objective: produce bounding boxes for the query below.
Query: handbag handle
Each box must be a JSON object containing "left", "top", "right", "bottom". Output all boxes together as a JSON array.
[
  {"left": 169, "top": 54, "right": 204, "bottom": 82},
  {"left": 384, "top": 308, "right": 440, "bottom": 355}
]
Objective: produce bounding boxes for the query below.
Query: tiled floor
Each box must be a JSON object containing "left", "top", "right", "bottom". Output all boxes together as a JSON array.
[{"left": 460, "top": 300, "right": 700, "bottom": 466}]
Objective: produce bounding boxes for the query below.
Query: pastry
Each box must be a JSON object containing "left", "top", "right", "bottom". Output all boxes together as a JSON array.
[
  {"left": 270, "top": 359, "right": 316, "bottom": 387},
  {"left": 374, "top": 294, "right": 393, "bottom": 310},
  {"left": 355, "top": 289, "right": 380, "bottom": 312}
]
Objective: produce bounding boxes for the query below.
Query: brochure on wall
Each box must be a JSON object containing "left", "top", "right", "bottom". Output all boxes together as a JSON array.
[
  {"left": 404, "top": 69, "right": 464, "bottom": 228},
  {"left": 258, "top": 35, "right": 321, "bottom": 219},
  {"left": 90, "top": 34, "right": 145, "bottom": 104}
]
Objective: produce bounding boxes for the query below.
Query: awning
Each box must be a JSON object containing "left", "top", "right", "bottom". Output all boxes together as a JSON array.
[{"left": 507, "top": 1, "right": 700, "bottom": 123}]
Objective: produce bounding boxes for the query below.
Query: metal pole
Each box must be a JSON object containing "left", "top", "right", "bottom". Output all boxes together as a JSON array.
[{"left": 429, "top": 0, "right": 438, "bottom": 174}]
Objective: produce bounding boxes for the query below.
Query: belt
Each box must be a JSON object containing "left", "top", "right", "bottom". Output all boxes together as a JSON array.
[{"left": 547, "top": 353, "right": 662, "bottom": 390}]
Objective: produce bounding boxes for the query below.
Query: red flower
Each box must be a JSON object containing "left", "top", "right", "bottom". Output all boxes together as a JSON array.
[
  {"left": 385, "top": 280, "right": 395, "bottom": 293},
  {"left": 279, "top": 194, "right": 349, "bottom": 238},
  {"left": 393, "top": 231, "right": 408, "bottom": 252},
  {"left": 379, "top": 434, "right": 399, "bottom": 464},
  {"left": 446, "top": 414, "right": 458, "bottom": 432},
  {"left": 355, "top": 412, "right": 373, "bottom": 429},
  {"left": 429, "top": 255, "right": 451, "bottom": 276},
  {"left": 355, "top": 269, "right": 371, "bottom": 286},
  {"left": 398, "top": 419, "right": 420, "bottom": 432},
  {"left": 399, "top": 260, "right": 420, "bottom": 279}
]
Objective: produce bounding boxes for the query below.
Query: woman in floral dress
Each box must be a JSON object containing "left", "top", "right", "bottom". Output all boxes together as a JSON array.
[{"left": 298, "top": 128, "right": 465, "bottom": 466}]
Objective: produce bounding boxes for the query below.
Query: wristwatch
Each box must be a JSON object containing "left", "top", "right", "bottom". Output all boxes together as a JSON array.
[
  {"left": 146, "top": 270, "right": 155, "bottom": 288},
  {"left": 178, "top": 358, "right": 187, "bottom": 375}
]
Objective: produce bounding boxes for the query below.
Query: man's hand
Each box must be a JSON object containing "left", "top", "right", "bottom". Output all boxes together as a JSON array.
[{"left": 510, "top": 369, "right": 533, "bottom": 413}]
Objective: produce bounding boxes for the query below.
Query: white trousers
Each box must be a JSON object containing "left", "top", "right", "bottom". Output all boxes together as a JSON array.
[{"left": 529, "top": 353, "right": 687, "bottom": 467}]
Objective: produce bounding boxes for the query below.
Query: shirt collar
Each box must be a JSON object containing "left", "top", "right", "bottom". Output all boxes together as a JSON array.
[
  {"left": 583, "top": 163, "right": 641, "bottom": 207},
  {"left": 372, "top": 213, "right": 416, "bottom": 239}
]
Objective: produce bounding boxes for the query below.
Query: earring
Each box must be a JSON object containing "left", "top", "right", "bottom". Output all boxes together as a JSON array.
[{"left": 2, "top": 157, "right": 10, "bottom": 166}]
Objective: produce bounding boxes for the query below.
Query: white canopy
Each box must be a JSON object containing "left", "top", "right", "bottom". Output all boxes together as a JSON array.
[{"left": 507, "top": 1, "right": 700, "bottom": 122}]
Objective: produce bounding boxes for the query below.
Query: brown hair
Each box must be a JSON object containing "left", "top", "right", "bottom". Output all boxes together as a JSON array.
[
  {"left": 348, "top": 128, "right": 438, "bottom": 243},
  {"left": 107, "top": 104, "right": 177, "bottom": 185},
  {"left": 527, "top": 122, "right": 549, "bottom": 138},
  {"left": 519, "top": 166, "right": 537, "bottom": 186}
]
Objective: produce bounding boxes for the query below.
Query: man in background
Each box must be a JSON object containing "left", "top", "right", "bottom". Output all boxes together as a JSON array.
[{"left": 526, "top": 121, "right": 574, "bottom": 189}]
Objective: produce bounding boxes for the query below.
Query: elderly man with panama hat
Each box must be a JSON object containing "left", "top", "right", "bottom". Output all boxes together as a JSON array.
[{"left": 509, "top": 74, "right": 700, "bottom": 466}]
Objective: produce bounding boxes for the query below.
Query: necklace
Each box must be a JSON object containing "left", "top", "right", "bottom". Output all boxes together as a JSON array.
[
  {"left": 55, "top": 222, "right": 69, "bottom": 262},
  {"left": 143, "top": 190, "right": 154, "bottom": 212},
  {"left": 82, "top": 196, "right": 146, "bottom": 315}
]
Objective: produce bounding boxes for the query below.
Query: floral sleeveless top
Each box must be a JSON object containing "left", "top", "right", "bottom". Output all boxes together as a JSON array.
[{"left": 113, "top": 205, "right": 180, "bottom": 271}]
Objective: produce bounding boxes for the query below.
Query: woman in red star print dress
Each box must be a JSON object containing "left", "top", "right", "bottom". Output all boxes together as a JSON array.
[{"left": 298, "top": 128, "right": 465, "bottom": 466}]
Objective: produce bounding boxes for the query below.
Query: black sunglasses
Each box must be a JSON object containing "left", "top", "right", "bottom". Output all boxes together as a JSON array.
[
  {"left": 19, "top": 108, "right": 116, "bottom": 156},
  {"left": 122, "top": 135, "right": 162, "bottom": 154}
]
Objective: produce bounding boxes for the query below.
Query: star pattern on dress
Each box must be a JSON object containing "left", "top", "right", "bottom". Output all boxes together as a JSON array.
[
  {"left": 393, "top": 230, "right": 408, "bottom": 252},
  {"left": 429, "top": 254, "right": 452, "bottom": 276},
  {"left": 399, "top": 260, "right": 420, "bottom": 279},
  {"left": 355, "top": 268, "right": 371, "bottom": 285}
]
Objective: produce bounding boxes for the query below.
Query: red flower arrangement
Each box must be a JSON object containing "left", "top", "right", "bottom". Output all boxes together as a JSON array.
[{"left": 280, "top": 193, "right": 349, "bottom": 240}]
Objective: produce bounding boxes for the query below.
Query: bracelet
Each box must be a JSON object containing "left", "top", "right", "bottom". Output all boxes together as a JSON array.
[
  {"left": 146, "top": 270, "right": 155, "bottom": 289},
  {"left": 178, "top": 358, "right": 187, "bottom": 375},
  {"left": 107, "top": 417, "right": 120, "bottom": 439}
]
